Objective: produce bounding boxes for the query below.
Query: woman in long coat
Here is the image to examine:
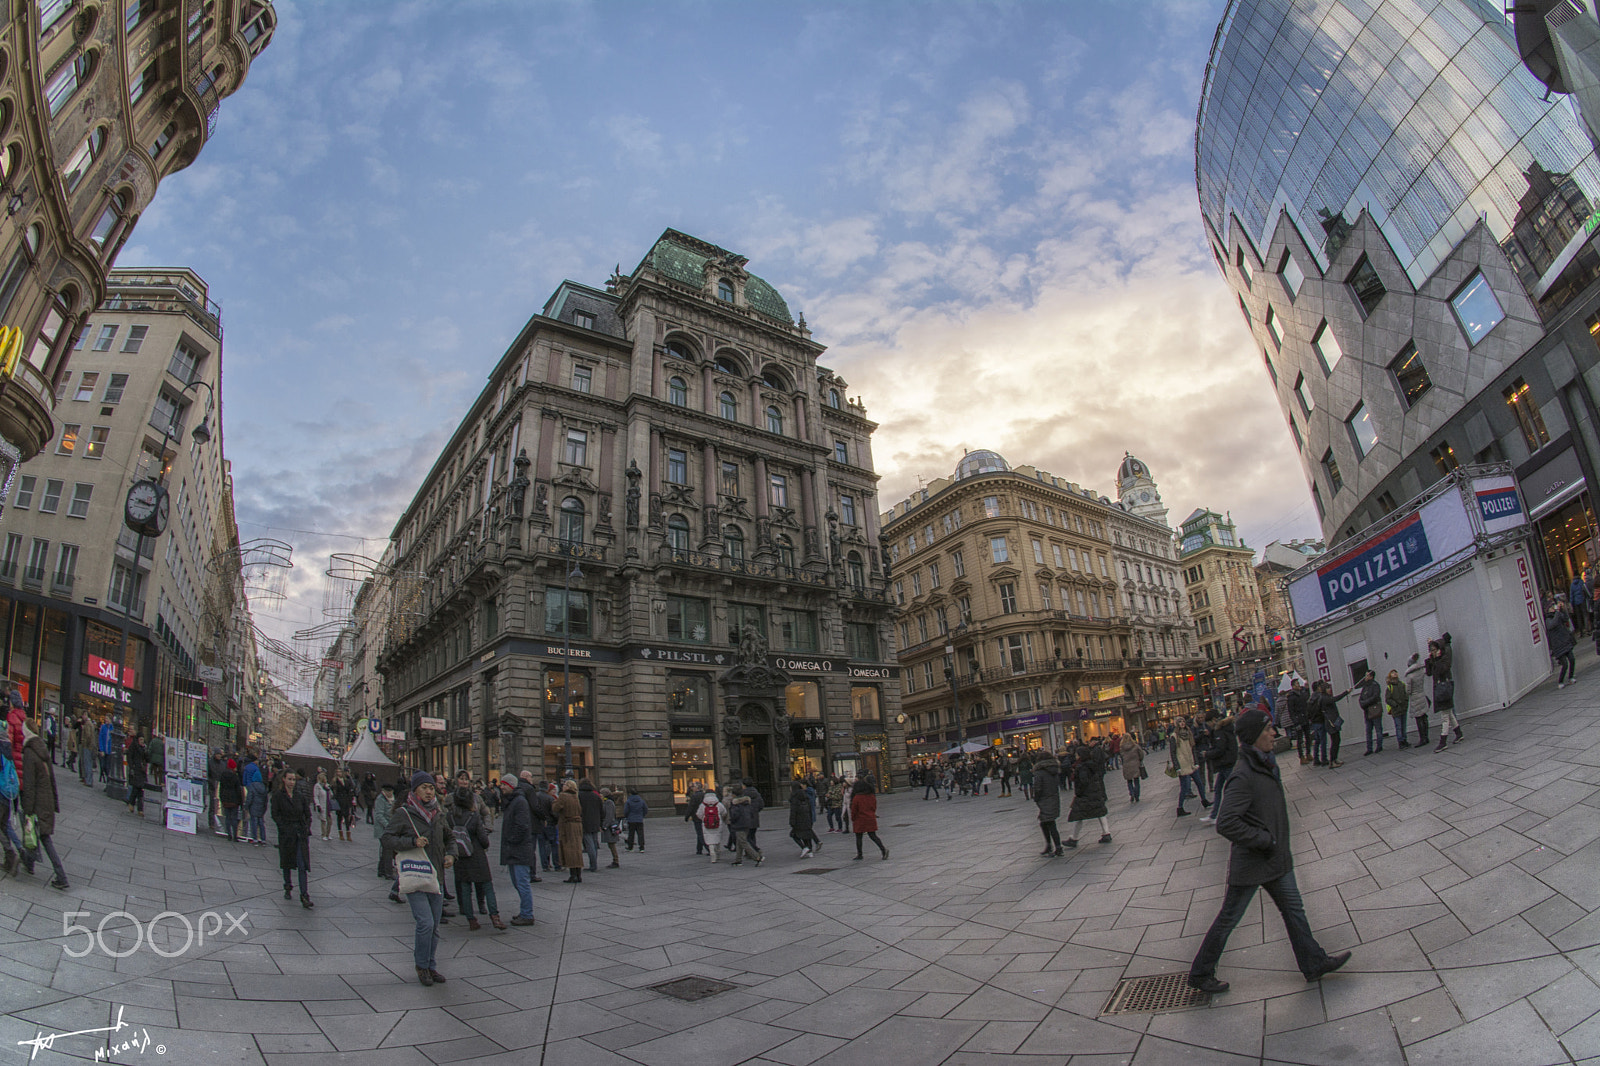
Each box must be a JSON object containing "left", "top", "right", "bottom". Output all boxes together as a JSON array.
[
  {"left": 1031, "top": 751, "right": 1063, "bottom": 856},
  {"left": 552, "top": 779, "right": 584, "bottom": 883},
  {"left": 1064, "top": 743, "right": 1111, "bottom": 848},
  {"left": 271, "top": 769, "right": 314, "bottom": 907},
  {"left": 124, "top": 732, "right": 147, "bottom": 817},
  {"left": 20, "top": 720, "right": 67, "bottom": 888},
  {"left": 849, "top": 779, "right": 888, "bottom": 860},
  {"left": 1120, "top": 737, "right": 1145, "bottom": 803},
  {"left": 788, "top": 781, "right": 821, "bottom": 857}
]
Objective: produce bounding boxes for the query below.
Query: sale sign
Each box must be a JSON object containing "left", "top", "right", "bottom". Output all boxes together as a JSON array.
[{"left": 86, "top": 654, "right": 136, "bottom": 689}]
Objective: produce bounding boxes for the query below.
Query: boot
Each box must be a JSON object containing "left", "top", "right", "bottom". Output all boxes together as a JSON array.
[
  {"left": 1434, "top": 736, "right": 1447, "bottom": 752},
  {"left": 1415, "top": 716, "right": 1429, "bottom": 745}
]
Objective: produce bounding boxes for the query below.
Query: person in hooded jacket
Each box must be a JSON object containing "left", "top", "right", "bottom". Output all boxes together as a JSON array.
[
  {"left": 1032, "top": 750, "right": 1063, "bottom": 855},
  {"left": 726, "top": 785, "right": 762, "bottom": 865},
  {"left": 696, "top": 787, "right": 728, "bottom": 863},
  {"left": 849, "top": 778, "right": 888, "bottom": 860},
  {"left": 449, "top": 785, "right": 503, "bottom": 930},
  {"left": 382, "top": 771, "right": 458, "bottom": 985},
  {"left": 788, "top": 780, "right": 822, "bottom": 858},
  {"left": 1285, "top": 678, "right": 1311, "bottom": 765},
  {"left": 218, "top": 758, "right": 243, "bottom": 842},
  {"left": 495, "top": 776, "right": 537, "bottom": 922},
  {"left": 552, "top": 780, "right": 585, "bottom": 882},
  {"left": 623, "top": 787, "right": 648, "bottom": 850},
  {"left": 1121, "top": 736, "right": 1145, "bottom": 803},
  {"left": 1064, "top": 741, "right": 1111, "bottom": 848},
  {"left": 1385, "top": 669, "right": 1410, "bottom": 750},
  {"left": 1403, "top": 653, "right": 1430, "bottom": 746}
]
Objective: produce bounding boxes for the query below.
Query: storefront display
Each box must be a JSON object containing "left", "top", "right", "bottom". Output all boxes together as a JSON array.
[{"left": 670, "top": 736, "right": 715, "bottom": 803}]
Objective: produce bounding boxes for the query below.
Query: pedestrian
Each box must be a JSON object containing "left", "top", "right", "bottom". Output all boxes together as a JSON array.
[
  {"left": 219, "top": 757, "right": 243, "bottom": 842},
  {"left": 1171, "top": 720, "right": 1209, "bottom": 816},
  {"left": 1548, "top": 595, "right": 1577, "bottom": 688},
  {"left": 124, "top": 731, "right": 148, "bottom": 817},
  {"left": 383, "top": 770, "right": 456, "bottom": 985},
  {"left": 522, "top": 773, "right": 556, "bottom": 873},
  {"left": 19, "top": 719, "right": 67, "bottom": 890},
  {"left": 849, "top": 778, "right": 888, "bottom": 860},
  {"left": 0, "top": 734, "right": 22, "bottom": 875},
  {"left": 496, "top": 775, "right": 538, "bottom": 922},
  {"left": 923, "top": 764, "right": 942, "bottom": 800},
  {"left": 695, "top": 786, "right": 727, "bottom": 862},
  {"left": 1019, "top": 756, "right": 1034, "bottom": 801},
  {"left": 623, "top": 786, "right": 647, "bottom": 850},
  {"left": 449, "top": 785, "right": 504, "bottom": 931},
  {"left": 313, "top": 770, "right": 332, "bottom": 840},
  {"left": 1385, "top": 669, "right": 1410, "bottom": 749},
  {"left": 1310, "top": 681, "right": 1348, "bottom": 767},
  {"left": 825, "top": 776, "right": 845, "bottom": 829},
  {"left": 685, "top": 779, "right": 708, "bottom": 855},
  {"left": 577, "top": 779, "right": 603, "bottom": 872},
  {"left": 334, "top": 770, "right": 357, "bottom": 842},
  {"left": 599, "top": 787, "right": 622, "bottom": 868},
  {"left": 1358, "top": 669, "right": 1385, "bottom": 755},
  {"left": 244, "top": 755, "right": 268, "bottom": 846},
  {"left": 553, "top": 779, "right": 585, "bottom": 883},
  {"left": 1571, "top": 571, "right": 1590, "bottom": 637},
  {"left": 727, "top": 785, "right": 763, "bottom": 866},
  {"left": 360, "top": 773, "right": 378, "bottom": 825},
  {"left": 999, "top": 758, "right": 1013, "bottom": 797},
  {"left": 76, "top": 714, "right": 95, "bottom": 787},
  {"left": 1188, "top": 709, "right": 1351, "bottom": 994},
  {"left": 6, "top": 690, "right": 24, "bottom": 769},
  {"left": 44, "top": 713, "right": 56, "bottom": 767},
  {"left": 789, "top": 780, "right": 822, "bottom": 857},
  {"left": 1200, "top": 716, "right": 1238, "bottom": 824},
  {"left": 271, "top": 770, "right": 314, "bottom": 908},
  {"left": 1427, "top": 637, "right": 1463, "bottom": 749},
  {"left": 1403, "top": 652, "right": 1430, "bottom": 747},
  {"left": 1063, "top": 741, "right": 1111, "bottom": 848},
  {"left": 374, "top": 782, "right": 396, "bottom": 879},
  {"left": 1285, "top": 678, "right": 1311, "bottom": 765},
  {"left": 742, "top": 777, "right": 764, "bottom": 849}
]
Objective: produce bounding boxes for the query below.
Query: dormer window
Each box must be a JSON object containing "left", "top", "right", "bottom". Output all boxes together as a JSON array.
[
  {"left": 716, "top": 278, "right": 734, "bottom": 302},
  {"left": 828, "top": 388, "right": 841, "bottom": 408},
  {"left": 574, "top": 311, "right": 594, "bottom": 330}
]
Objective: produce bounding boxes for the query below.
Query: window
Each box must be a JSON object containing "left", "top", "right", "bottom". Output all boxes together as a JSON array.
[
  {"left": 1389, "top": 342, "right": 1431, "bottom": 408},
  {"left": 1312, "top": 485, "right": 1325, "bottom": 519},
  {"left": 24, "top": 538, "right": 48, "bottom": 584},
  {"left": 101, "top": 372, "right": 128, "bottom": 404},
  {"left": 130, "top": 61, "right": 155, "bottom": 105},
  {"left": 716, "top": 278, "right": 734, "bottom": 302},
  {"left": 766, "top": 406, "right": 783, "bottom": 434},
  {"left": 74, "top": 372, "right": 98, "bottom": 400},
  {"left": 667, "top": 448, "right": 687, "bottom": 485},
  {"left": 834, "top": 440, "right": 849, "bottom": 464},
  {"left": 1039, "top": 584, "right": 1052, "bottom": 609},
  {"left": 776, "top": 535, "right": 794, "bottom": 568},
  {"left": 13, "top": 476, "right": 33, "bottom": 509},
  {"left": 1322, "top": 449, "right": 1343, "bottom": 494},
  {"left": 666, "top": 514, "right": 690, "bottom": 553},
  {"left": 558, "top": 496, "right": 584, "bottom": 544},
  {"left": 957, "top": 596, "right": 972, "bottom": 624},
  {"left": 768, "top": 474, "right": 787, "bottom": 508},
  {"left": 666, "top": 596, "right": 709, "bottom": 643},
  {"left": 1263, "top": 349, "right": 1277, "bottom": 385},
  {"left": 85, "top": 426, "right": 107, "bottom": 459},
  {"left": 150, "top": 123, "right": 175, "bottom": 157},
  {"left": 119, "top": 325, "right": 147, "bottom": 354},
  {"left": 1450, "top": 272, "right": 1504, "bottom": 345},
  {"left": 88, "top": 194, "right": 124, "bottom": 250},
  {"left": 46, "top": 52, "right": 93, "bottom": 117},
  {"left": 839, "top": 494, "right": 856, "bottom": 525},
  {"left": 1289, "top": 414, "right": 1302, "bottom": 449},
  {"left": 1347, "top": 403, "right": 1377, "bottom": 458},
  {"left": 62, "top": 128, "right": 105, "bottom": 193},
  {"left": 563, "top": 428, "right": 587, "bottom": 465},
  {"left": 990, "top": 537, "right": 1008, "bottom": 563},
  {"left": 67, "top": 483, "right": 91, "bottom": 518},
  {"left": 894, "top": 581, "right": 904, "bottom": 606},
  {"left": 775, "top": 608, "right": 819, "bottom": 651},
  {"left": 845, "top": 622, "right": 877, "bottom": 660},
  {"left": 724, "top": 527, "right": 745, "bottom": 563},
  {"left": 1278, "top": 250, "right": 1304, "bottom": 298},
  {"left": 720, "top": 461, "right": 739, "bottom": 497},
  {"left": 1031, "top": 539, "right": 1045, "bottom": 564},
  {"left": 1068, "top": 548, "right": 1079, "bottom": 570},
  {"left": 168, "top": 339, "right": 204, "bottom": 383},
  {"left": 927, "top": 562, "right": 941, "bottom": 589},
  {"left": 39, "top": 479, "right": 62, "bottom": 514},
  {"left": 828, "top": 388, "right": 841, "bottom": 408},
  {"left": 41, "top": 0, "right": 76, "bottom": 35},
  {"left": 574, "top": 311, "right": 594, "bottom": 330},
  {"left": 951, "top": 550, "right": 965, "bottom": 577},
  {"left": 1294, "top": 373, "right": 1314, "bottom": 414},
  {"left": 846, "top": 552, "right": 865, "bottom": 588},
  {"left": 544, "top": 588, "right": 590, "bottom": 637},
  {"left": 1430, "top": 441, "right": 1460, "bottom": 476},
  {"left": 983, "top": 496, "right": 1000, "bottom": 518},
  {"left": 910, "top": 573, "right": 922, "bottom": 597},
  {"left": 1505, "top": 378, "right": 1550, "bottom": 452},
  {"left": 727, "top": 603, "right": 766, "bottom": 646},
  {"left": 1376, "top": 491, "right": 1398, "bottom": 515},
  {"left": 1346, "top": 254, "right": 1386, "bottom": 317},
  {"left": 1236, "top": 247, "right": 1253, "bottom": 285},
  {"left": 57, "top": 424, "right": 79, "bottom": 455},
  {"left": 571, "top": 365, "right": 592, "bottom": 393},
  {"left": 719, "top": 391, "right": 737, "bottom": 419},
  {"left": 907, "top": 533, "right": 917, "bottom": 552},
  {"left": 668, "top": 376, "right": 688, "bottom": 406},
  {"left": 1238, "top": 297, "right": 1251, "bottom": 326},
  {"left": 1265, "top": 306, "right": 1283, "bottom": 347},
  {"left": 126, "top": 0, "right": 146, "bottom": 33},
  {"left": 1052, "top": 544, "right": 1064, "bottom": 567}
]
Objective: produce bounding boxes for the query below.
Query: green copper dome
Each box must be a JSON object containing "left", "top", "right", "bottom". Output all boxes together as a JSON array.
[{"left": 641, "top": 230, "right": 793, "bottom": 325}]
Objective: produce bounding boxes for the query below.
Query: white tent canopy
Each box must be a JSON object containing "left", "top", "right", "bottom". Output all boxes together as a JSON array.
[
  {"left": 343, "top": 730, "right": 399, "bottom": 768},
  {"left": 942, "top": 741, "right": 989, "bottom": 754},
  {"left": 1276, "top": 671, "right": 1308, "bottom": 692},
  {"left": 283, "top": 720, "right": 336, "bottom": 762}
]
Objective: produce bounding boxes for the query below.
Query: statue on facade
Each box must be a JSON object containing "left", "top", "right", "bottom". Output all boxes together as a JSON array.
[
  {"left": 625, "top": 460, "right": 642, "bottom": 529},
  {"left": 509, "top": 449, "right": 530, "bottom": 518},
  {"left": 737, "top": 620, "right": 769, "bottom": 666}
]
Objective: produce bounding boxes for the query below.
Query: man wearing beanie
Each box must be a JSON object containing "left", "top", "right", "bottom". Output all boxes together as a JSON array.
[{"left": 1188, "top": 708, "right": 1351, "bottom": 994}]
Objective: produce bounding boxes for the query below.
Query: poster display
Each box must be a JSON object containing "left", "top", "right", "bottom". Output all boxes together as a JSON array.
[
  {"left": 165, "top": 808, "right": 197, "bottom": 835},
  {"left": 162, "top": 736, "right": 209, "bottom": 835}
]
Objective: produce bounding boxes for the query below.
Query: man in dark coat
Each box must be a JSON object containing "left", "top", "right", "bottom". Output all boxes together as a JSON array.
[
  {"left": 1189, "top": 710, "right": 1350, "bottom": 994},
  {"left": 577, "top": 780, "right": 604, "bottom": 872},
  {"left": 1200, "top": 717, "right": 1238, "bottom": 825},
  {"left": 1064, "top": 741, "right": 1111, "bottom": 848},
  {"left": 1032, "top": 751, "right": 1064, "bottom": 856},
  {"left": 1285, "top": 678, "right": 1311, "bottom": 765},
  {"left": 788, "top": 781, "right": 822, "bottom": 858},
  {"left": 497, "top": 776, "right": 537, "bottom": 925}
]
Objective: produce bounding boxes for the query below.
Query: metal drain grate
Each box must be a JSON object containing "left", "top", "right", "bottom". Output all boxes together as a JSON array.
[
  {"left": 794, "top": 867, "right": 837, "bottom": 875},
  {"left": 650, "top": 976, "right": 737, "bottom": 1001},
  {"left": 1102, "top": 973, "right": 1212, "bottom": 1015}
]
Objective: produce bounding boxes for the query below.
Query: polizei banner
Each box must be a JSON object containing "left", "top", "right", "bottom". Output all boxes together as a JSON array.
[{"left": 1315, "top": 513, "right": 1433, "bottom": 612}]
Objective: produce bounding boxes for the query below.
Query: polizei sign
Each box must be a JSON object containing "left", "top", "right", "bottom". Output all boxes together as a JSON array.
[{"left": 1317, "top": 513, "right": 1433, "bottom": 612}]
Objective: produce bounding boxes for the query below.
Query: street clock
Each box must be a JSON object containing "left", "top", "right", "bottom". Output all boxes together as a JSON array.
[{"left": 123, "top": 479, "right": 169, "bottom": 537}]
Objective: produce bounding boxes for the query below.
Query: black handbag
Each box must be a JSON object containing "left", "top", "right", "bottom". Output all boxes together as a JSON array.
[
  {"left": 1434, "top": 678, "right": 1454, "bottom": 703},
  {"left": 1139, "top": 766, "right": 1148, "bottom": 779}
]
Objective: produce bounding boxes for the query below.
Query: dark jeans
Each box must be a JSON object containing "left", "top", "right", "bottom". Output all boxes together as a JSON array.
[
  {"left": 1413, "top": 714, "right": 1430, "bottom": 744},
  {"left": 626, "top": 823, "right": 644, "bottom": 848},
  {"left": 1311, "top": 724, "right": 1327, "bottom": 763},
  {"left": 1364, "top": 717, "right": 1384, "bottom": 752},
  {"left": 1294, "top": 721, "right": 1310, "bottom": 760},
  {"left": 1558, "top": 651, "right": 1576, "bottom": 684},
  {"left": 826, "top": 807, "right": 842, "bottom": 830},
  {"left": 1390, "top": 714, "right": 1408, "bottom": 745},
  {"left": 1328, "top": 728, "right": 1342, "bottom": 763},
  {"left": 1040, "top": 820, "right": 1061, "bottom": 850},
  {"left": 1126, "top": 775, "right": 1140, "bottom": 801},
  {"left": 538, "top": 825, "right": 558, "bottom": 870},
  {"left": 582, "top": 831, "right": 599, "bottom": 871},
  {"left": 283, "top": 838, "right": 310, "bottom": 896},
  {"left": 1190, "top": 870, "right": 1331, "bottom": 980},
  {"left": 454, "top": 874, "right": 499, "bottom": 920},
  {"left": 923, "top": 783, "right": 941, "bottom": 799},
  {"left": 692, "top": 818, "right": 707, "bottom": 854}
]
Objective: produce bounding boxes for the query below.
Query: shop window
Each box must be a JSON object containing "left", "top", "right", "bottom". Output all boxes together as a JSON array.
[
  {"left": 1346, "top": 254, "right": 1386, "bottom": 317},
  {"left": 666, "top": 673, "right": 712, "bottom": 717},
  {"left": 851, "top": 685, "right": 881, "bottom": 721},
  {"left": 1389, "top": 342, "right": 1431, "bottom": 408},
  {"left": 544, "top": 587, "right": 590, "bottom": 637},
  {"left": 786, "top": 680, "right": 821, "bottom": 719},
  {"left": 774, "top": 608, "right": 818, "bottom": 651},
  {"left": 1505, "top": 378, "right": 1550, "bottom": 452},
  {"left": 671, "top": 738, "right": 715, "bottom": 802},
  {"left": 543, "top": 667, "right": 589, "bottom": 720},
  {"left": 666, "top": 595, "right": 709, "bottom": 643}
]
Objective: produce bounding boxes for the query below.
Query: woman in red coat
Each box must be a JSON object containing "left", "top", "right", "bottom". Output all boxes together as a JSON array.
[{"left": 849, "top": 778, "right": 888, "bottom": 861}]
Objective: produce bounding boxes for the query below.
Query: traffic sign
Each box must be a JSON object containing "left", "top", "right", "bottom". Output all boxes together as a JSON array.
[{"left": 367, "top": 717, "right": 382, "bottom": 735}]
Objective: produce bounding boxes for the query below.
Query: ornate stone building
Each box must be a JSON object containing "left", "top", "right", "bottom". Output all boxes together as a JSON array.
[
  {"left": 374, "top": 230, "right": 902, "bottom": 808},
  {"left": 1179, "top": 507, "right": 1274, "bottom": 694},
  {"left": 0, "top": 0, "right": 274, "bottom": 486}
]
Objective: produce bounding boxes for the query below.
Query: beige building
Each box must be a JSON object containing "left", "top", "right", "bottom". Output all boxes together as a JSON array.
[
  {"left": 1254, "top": 537, "right": 1324, "bottom": 678},
  {"left": 1179, "top": 507, "right": 1275, "bottom": 693},
  {"left": 0, "top": 1, "right": 274, "bottom": 475},
  {"left": 0, "top": 266, "right": 252, "bottom": 746},
  {"left": 373, "top": 230, "right": 901, "bottom": 808},
  {"left": 883, "top": 450, "right": 1204, "bottom": 758}
]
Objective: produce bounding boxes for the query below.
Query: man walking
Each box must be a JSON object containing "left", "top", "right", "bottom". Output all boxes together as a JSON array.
[
  {"left": 496, "top": 775, "right": 537, "bottom": 925},
  {"left": 1188, "top": 709, "right": 1351, "bottom": 994}
]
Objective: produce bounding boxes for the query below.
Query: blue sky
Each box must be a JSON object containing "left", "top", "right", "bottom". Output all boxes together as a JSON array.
[{"left": 123, "top": 0, "right": 1320, "bottom": 653}]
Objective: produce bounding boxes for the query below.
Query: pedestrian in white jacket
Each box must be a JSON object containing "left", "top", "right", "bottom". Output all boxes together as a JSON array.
[
  {"left": 1403, "top": 653, "right": 1431, "bottom": 746},
  {"left": 696, "top": 789, "right": 728, "bottom": 863}
]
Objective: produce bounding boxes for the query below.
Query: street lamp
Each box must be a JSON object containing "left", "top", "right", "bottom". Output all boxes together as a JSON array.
[{"left": 561, "top": 558, "right": 583, "bottom": 780}]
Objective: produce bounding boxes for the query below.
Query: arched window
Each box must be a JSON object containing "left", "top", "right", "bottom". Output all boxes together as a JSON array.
[
  {"left": 23, "top": 223, "right": 41, "bottom": 258},
  {"left": 666, "top": 514, "right": 690, "bottom": 554},
  {"left": 847, "top": 551, "right": 865, "bottom": 589},
  {"left": 763, "top": 370, "right": 788, "bottom": 390},
  {"left": 667, "top": 376, "right": 688, "bottom": 406},
  {"left": 558, "top": 496, "right": 584, "bottom": 545},
  {"left": 828, "top": 388, "right": 841, "bottom": 408},
  {"left": 716, "top": 278, "right": 734, "bottom": 302},
  {"left": 45, "top": 51, "right": 93, "bottom": 117},
  {"left": 88, "top": 191, "right": 125, "bottom": 250},
  {"left": 724, "top": 526, "right": 745, "bottom": 563},
  {"left": 714, "top": 354, "right": 742, "bottom": 375},
  {"left": 766, "top": 405, "right": 783, "bottom": 434},
  {"left": 719, "top": 390, "right": 737, "bottom": 420},
  {"left": 61, "top": 126, "right": 104, "bottom": 192},
  {"left": 665, "top": 339, "right": 695, "bottom": 362},
  {"left": 775, "top": 535, "right": 795, "bottom": 569}
]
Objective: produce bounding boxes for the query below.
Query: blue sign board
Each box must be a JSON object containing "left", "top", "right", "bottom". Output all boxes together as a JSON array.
[
  {"left": 1475, "top": 487, "right": 1521, "bottom": 524},
  {"left": 1318, "top": 513, "right": 1433, "bottom": 613}
]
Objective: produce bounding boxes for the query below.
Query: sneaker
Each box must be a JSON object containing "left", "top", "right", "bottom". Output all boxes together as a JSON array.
[
  {"left": 800, "top": 848, "right": 812, "bottom": 858},
  {"left": 1198, "top": 816, "right": 1215, "bottom": 824},
  {"left": 510, "top": 916, "right": 536, "bottom": 926},
  {"left": 754, "top": 856, "right": 764, "bottom": 867},
  {"left": 1098, "top": 834, "right": 1112, "bottom": 844},
  {"left": 1064, "top": 839, "right": 1078, "bottom": 849},
  {"left": 49, "top": 877, "right": 68, "bottom": 891},
  {"left": 731, "top": 861, "right": 744, "bottom": 866},
  {"left": 389, "top": 892, "right": 403, "bottom": 904},
  {"left": 1176, "top": 809, "right": 1190, "bottom": 817},
  {"left": 1329, "top": 760, "right": 1343, "bottom": 768}
]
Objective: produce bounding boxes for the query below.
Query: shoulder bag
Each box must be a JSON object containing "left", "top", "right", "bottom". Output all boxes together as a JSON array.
[{"left": 395, "top": 809, "right": 440, "bottom": 895}]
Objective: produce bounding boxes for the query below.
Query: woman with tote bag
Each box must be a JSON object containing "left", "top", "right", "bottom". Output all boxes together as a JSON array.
[{"left": 382, "top": 770, "right": 457, "bottom": 986}]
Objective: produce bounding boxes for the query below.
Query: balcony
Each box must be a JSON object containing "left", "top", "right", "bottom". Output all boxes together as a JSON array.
[
  {"left": 539, "top": 536, "right": 608, "bottom": 565},
  {"left": 101, "top": 287, "right": 223, "bottom": 341},
  {"left": 21, "top": 564, "right": 44, "bottom": 587},
  {"left": 50, "top": 572, "right": 74, "bottom": 597},
  {"left": 0, "top": 560, "right": 14, "bottom": 584},
  {"left": 653, "top": 546, "right": 830, "bottom": 587},
  {"left": 0, "top": 356, "right": 57, "bottom": 462}
]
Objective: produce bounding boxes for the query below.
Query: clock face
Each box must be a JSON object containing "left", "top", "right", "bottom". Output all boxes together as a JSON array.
[
  {"left": 124, "top": 479, "right": 169, "bottom": 536},
  {"left": 1140, "top": 491, "right": 1152, "bottom": 502}
]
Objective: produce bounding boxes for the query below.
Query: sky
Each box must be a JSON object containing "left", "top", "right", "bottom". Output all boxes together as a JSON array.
[{"left": 122, "top": 0, "right": 1322, "bottom": 669}]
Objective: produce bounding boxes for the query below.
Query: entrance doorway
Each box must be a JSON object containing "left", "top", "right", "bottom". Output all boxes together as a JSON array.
[{"left": 739, "top": 734, "right": 776, "bottom": 803}]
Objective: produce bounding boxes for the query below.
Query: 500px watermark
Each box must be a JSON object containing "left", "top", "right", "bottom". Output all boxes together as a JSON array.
[{"left": 61, "top": 909, "right": 249, "bottom": 958}]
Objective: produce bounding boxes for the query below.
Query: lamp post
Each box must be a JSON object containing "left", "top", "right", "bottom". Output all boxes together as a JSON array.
[{"left": 561, "top": 557, "right": 583, "bottom": 780}]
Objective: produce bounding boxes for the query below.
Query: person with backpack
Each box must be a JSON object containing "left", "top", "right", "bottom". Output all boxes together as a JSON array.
[
  {"left": 684, "top": 780, "right": 708, "bottom": 855},
  {"left": 449, "top": 785, "right": 503, "bottom": 930},
  {"left": 696, "top": 786, "right": 727, "bottom": 863}
]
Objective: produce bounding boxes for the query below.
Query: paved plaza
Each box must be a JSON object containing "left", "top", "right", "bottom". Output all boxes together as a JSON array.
[{"left": 4, "top": 658, "right": 1600, "bottom": 1064}]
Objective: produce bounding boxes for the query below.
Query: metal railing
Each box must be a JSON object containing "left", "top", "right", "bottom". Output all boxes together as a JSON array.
[
  {"left": 540, "top": 536, "right": 608, "bottom": 564},
  {"left": 654, "top": 546, "right": 830, "bottom": 586}
]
